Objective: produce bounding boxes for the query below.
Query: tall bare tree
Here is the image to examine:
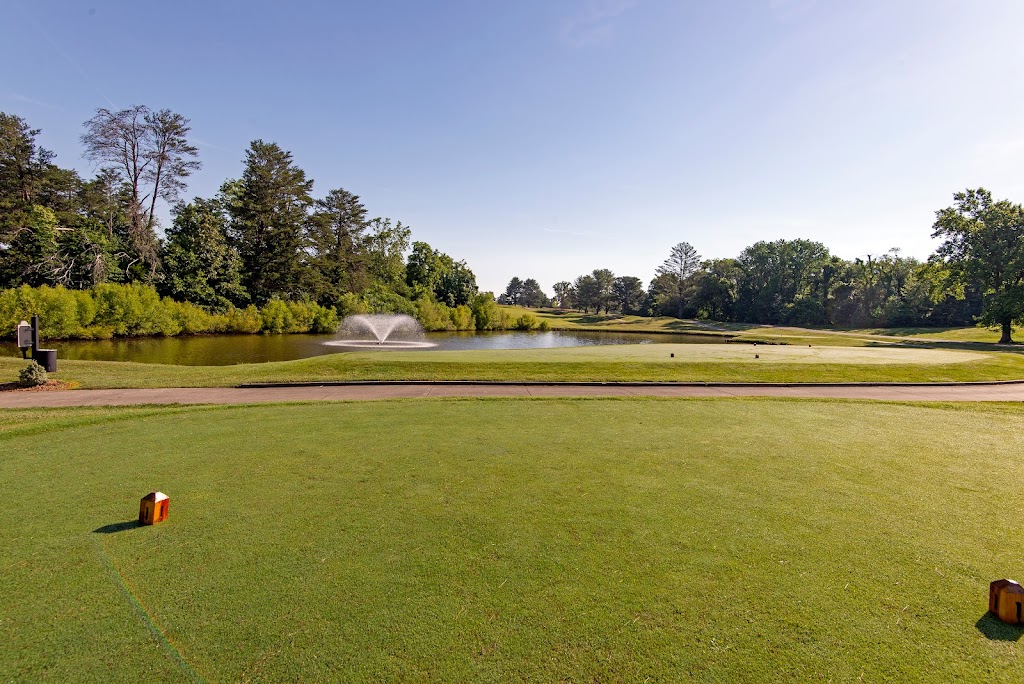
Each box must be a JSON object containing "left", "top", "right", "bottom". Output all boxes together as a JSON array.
[{"left": 81, "top": 105, "right": 200, "bottom": 279}]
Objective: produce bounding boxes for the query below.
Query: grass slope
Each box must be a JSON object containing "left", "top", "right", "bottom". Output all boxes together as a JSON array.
[
  {"left": 846, "top": 326, "right": 1022, "bottom": 343},
  {"left": 506, "top": 306, "right": 1024, "bottom": 346},
  {"left": 3, "top": 342, "right": 1024, "bottom": 388},
  {"left": 2, "top": 398, "right": 1023, "bottom": 681}
]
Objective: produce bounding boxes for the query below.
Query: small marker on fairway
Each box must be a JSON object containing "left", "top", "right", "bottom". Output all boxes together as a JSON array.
[
  {"left": 670, "top": 353, "right": 674, "bottom": 358},
  {"left": 139, "top": 491, "right": 169, "bottom": 525},
  {"left": 755, "top": 354, "right": 759, "bottom": 359},
  {"left": 990, "top": 579, "right": 1024, "bottom": 624}
]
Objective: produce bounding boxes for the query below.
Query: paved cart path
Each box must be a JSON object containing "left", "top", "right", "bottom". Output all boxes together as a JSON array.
[{"left": 2, "top": 382, "right": 1024, "bottom": 407}]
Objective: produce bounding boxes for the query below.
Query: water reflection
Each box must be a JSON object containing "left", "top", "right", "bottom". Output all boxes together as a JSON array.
[{"left": 0, "top": 330, "right": 723, "bottom": 366}]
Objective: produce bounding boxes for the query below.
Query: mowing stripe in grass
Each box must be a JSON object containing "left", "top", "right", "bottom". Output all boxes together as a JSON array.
[{"left": 93, "top": 536, "right": 205, "bottom": 683}]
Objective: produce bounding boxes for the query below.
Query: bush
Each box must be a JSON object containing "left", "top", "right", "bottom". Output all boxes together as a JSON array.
[
  {"left": 537, "top": 320, "right": 551, "bottom": 332},
  {"left": 224, "top": 305, "right": 263, "bottom": 333},
  {"left": 310, "top": 304, "right": 339, "bottom": 334},
  {"left": 18, "top": 361, "right": 47, "bottom": 387},
  {"left": 515, "top": 313, "right": 538, "bottom": 330},
  {"left": 449, "top": 304, "right": 474, "bottom": 331},
  {"left": 363, "top": 284, "right": 416, "bottom": 317},
  {"left": 471, "top": 293, "right": 504, "bottom": 330},
  {"left": 335, "top": 292, "right": 367, "bottom": 318},
  {"left": 415, "top": 297, "right": 455, "bottom": 331},
  {"left": 260, "top": 299, "right": 294, "bottom": 334},
  {"left": 0, "top": 284, "right": 345, "bottom": 340}
]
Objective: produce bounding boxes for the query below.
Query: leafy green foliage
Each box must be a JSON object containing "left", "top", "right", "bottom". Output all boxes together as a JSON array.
[
  {"left": 514, "top": 312, "right": 538, "bottom": 330},
  {"left": 160, "top": 198, "right": 247, "bottom": 310},
  {"left": 932, "top": 188, "right": 1024, "bottom": 342},
  {"left": 406, "top": 241, "right": 478, "bottom": 306},
  {"left": 611, "top": 275, "right": 644, "bottom": 314},
  {"left": 0, "top": 284, "right": 336, "bottom": 338}
]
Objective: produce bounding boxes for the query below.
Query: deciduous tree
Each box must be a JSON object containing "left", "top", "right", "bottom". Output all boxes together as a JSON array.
[
  {"left": 592, "top": 268, "right": 615, "bottom": 314},
  {"left": 365, "top": 217, "right": 410, "bottom": 290},
  {"left": 612, "top": 276, "right": 645, "bottom": 314},
  {"left": 932, "top": 188, "right": 1024, "bottom": 343},
  {"left": 519, "top": 278, "right": 548, "bottom": 307},
  {"left": 552, "top": 281, "right": 574, "bottom": 309},
  {"left": 81, "top": 106, "right": 200, "bottom": 280},
  {"left": 574, "top": 274, "right": 600, "bottom": 313},
  {"left": 160, "top": 197, "right": 247, "bottom": 309}
]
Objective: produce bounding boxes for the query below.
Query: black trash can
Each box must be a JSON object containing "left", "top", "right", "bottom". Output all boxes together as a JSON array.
[{"left": 34, "top": 349, "right": 57, "bottom": 373}]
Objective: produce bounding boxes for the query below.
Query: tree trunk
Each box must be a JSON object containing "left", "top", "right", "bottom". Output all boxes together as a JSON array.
[{"left": 1000, "top": 318, "right": 1014, "bottom": 344}]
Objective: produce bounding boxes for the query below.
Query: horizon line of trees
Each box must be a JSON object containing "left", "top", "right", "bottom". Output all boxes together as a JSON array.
[
  {"left": 5, "top": 110, "right": 1022, "bottom": 342},
  {"left": 502, "top": 189, "right": 1024, "bottom": 341},
  {"left": 0, "top": 107, "right": 512, "bottom": 334}
]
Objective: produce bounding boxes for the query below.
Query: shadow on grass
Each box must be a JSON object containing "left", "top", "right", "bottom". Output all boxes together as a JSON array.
[
  {"left": 975, "top": 613, "right": 1024, "bottom": 641},
  {"left": 93, "top": 520, "right": 142, "bottom": 534},
  {"left": 863, "top": 339, "right": 1024, "bottom": 355}
]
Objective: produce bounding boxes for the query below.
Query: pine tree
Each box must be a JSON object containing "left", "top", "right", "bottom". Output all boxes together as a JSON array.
[
  {"left": 304, "top": 188, "right": 369, "bottom": 305},
  {"left": 225, "top": 141, "right": 313, "bottom": 304}
]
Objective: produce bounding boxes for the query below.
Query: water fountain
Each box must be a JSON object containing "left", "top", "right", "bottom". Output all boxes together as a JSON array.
[{"left": 324, "top": 313, "right": 437, "bottom": 350}]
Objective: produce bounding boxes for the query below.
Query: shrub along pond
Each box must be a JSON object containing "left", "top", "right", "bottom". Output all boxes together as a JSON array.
[{"left": 0, "top": 330, "right": 723, "bottom": 365}]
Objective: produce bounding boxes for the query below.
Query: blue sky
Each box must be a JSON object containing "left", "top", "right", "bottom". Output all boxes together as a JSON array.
[{"left": 3, "top": 0, "right": 1023, "bottom": 294}]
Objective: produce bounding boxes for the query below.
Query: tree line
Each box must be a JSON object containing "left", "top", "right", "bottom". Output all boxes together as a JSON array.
[
  {"left": 5, "top": 109, "right": 1022, "bottom": 342},
  {"left": 502, "top": 189, "right": 1024, "bottom": 342},
  {"left": 0, "top": 108, "right": 508, "bottom": 334}
]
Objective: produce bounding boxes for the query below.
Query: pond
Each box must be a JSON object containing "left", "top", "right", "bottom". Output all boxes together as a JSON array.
[{"left": 1, "top": 330, "right": 725, "bottom": 366}]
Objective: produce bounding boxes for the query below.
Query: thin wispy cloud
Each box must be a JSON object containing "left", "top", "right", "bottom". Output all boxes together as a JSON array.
[
  {"left": 542, "top": 226, "right": 595, "bottom": 237},
  {"left": 768, "top": 0, "right": 817, "bottom": 21},
  {"left": 193, "top": 138, "right": 229, "bottom": 152},
  {"left": 13, "top": 1, "right": 116, "bottom": 108},
  {"left": 560, "top": 0, "right": 639, "bottom": 48},
  {"left": 6, "top": 93, "right": 60, "bottom": 110}
]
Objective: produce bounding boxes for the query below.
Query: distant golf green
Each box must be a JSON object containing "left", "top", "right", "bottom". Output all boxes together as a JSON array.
[{"left": 2, "top": 398, "right": 1022, "bottom": 681}]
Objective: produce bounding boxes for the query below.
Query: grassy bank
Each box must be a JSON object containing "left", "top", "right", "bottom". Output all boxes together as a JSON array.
[
  {"left": 4, "top": 342, "right": 1024, "bottom": 388},
  {"left": 845, "top": 326, "right": 1021, "bottom": 343},
  {"left": 501, "top": 306, "right": 1017, "bottom": 346},
  {"left": 2, "top": 398, "right": 1022, "bottom": 681}
]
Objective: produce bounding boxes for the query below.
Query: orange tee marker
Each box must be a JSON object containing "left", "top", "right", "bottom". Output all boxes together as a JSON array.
[
  {"left": 989, "top": 579, "right": 1024, "bottom": 624},
  {"left": 139, "top": 491, "right": 169, "bottom": 525}
]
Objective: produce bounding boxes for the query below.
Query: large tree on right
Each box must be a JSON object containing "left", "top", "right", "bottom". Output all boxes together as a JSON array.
[{"left": 932, "top": 188, "right": 1024, "bottom": 343}]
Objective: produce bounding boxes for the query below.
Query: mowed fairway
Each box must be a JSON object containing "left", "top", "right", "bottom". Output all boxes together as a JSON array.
[
  {"left": 3, "top": 399, "right": 1024, "bottom": 681},
  {"left": 3, "top": 341, "right": 1023, "bottom": 388}
]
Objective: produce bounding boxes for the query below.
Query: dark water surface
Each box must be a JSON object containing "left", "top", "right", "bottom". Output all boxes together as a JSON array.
[{"left": 2, "top": 330, "right": 723, "bottom": 366}]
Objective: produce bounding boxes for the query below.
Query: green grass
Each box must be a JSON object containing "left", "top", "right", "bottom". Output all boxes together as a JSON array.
[
  {"left": 4, "top": 341, "right": 1024, "bottom": 388},
  {"left": 847, "top": 326, "right": 1021, "bottom": 343},
  {"left": 507, "top": 306, "right": 1018, "bottom": 345},
  {"left": 2, "top": 398, "right": 1023, "bottom": 681},
  {"left": 502, "top": 306, "right": 736, "bottom": 335}
]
